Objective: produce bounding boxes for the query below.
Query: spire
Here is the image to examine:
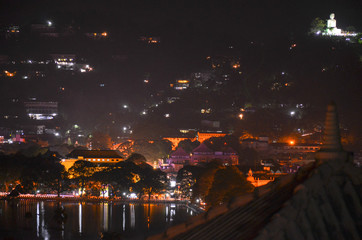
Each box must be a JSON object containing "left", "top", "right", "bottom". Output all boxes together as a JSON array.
[
  {"left": 315, "top": 102, "right": 348, "bottom": 163},
  {"left": 320, "top": 102, "right": 343, "bottom": 152}
]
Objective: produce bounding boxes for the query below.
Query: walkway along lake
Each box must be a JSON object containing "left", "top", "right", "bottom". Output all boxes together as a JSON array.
[{"left": 0, "top": 199, "right": 197, "bottom": 239}]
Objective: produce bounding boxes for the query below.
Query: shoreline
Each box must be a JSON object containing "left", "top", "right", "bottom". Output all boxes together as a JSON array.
[
  {"left": 0, "top": 193, "right": 206, "bottom": 212},
  {"left": 185, "top": 202, "right": 206, "bottom": 214},
  {"left": 1, "top": 197, "right": 206, "bottom": 214},
  {"left": 1, "top": 196, "right": 190, "bottom": 204}
]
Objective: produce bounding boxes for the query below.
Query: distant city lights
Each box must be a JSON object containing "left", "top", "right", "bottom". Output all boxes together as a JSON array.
[
  {"left": 129, "top": 193, "right": 137, "bottom": 199},
  {"left": 4, "top": 70, "right": 16, "bottom": 77}
]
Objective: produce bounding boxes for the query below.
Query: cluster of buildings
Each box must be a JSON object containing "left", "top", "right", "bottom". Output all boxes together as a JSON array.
[
  {"left": 0, "top": 100, "right": 61, "bottom": 144},
  {"left": 161, "top": 143, "right": 239, "bottom": 173}
]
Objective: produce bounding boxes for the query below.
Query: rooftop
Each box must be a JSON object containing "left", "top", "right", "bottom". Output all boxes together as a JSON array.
[
  {"left": 67, "top": 150, "right": 123, "bottom": 159},
  {"left": 192, "top": 143, "right": 214, "bottom": 154},
  {"left": 171, "top": 147, "right": 190, "bottom": 157}
]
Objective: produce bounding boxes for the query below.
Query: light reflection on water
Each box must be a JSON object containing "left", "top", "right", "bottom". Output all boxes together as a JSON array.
[
  {"left": 79, "top": 203, "right": 82, "bottom": 234},
  {"left": 122, "top": 204, "right": 126, "bottom": 231},
  {"left": 0, "top": 200, "right": 194, "bottom": 240}
]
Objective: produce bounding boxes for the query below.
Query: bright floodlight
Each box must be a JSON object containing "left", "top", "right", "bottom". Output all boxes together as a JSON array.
[
  {"left": 47, "top": 20, "right": 52, "bottom": 27},
  {"left": 170, "top": 181, "right": 176, "bottom": 187}
]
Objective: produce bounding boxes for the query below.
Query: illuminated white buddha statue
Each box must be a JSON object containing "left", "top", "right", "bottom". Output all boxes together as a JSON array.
[
  {"left": 327, "top": 13, "right": 336, "bottom": 28},
  {"left": 326, "top": 13, "right": 342, "bottom": 35}
]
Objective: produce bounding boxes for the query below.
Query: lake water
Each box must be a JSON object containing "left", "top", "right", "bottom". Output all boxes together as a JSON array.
[{"left": 0, "top": 200, "right": 195, "bottom": 240}]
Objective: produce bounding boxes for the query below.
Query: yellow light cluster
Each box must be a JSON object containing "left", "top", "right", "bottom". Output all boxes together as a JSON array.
[
  {"left": 177, "top": 80, "right": 189, "bottom": 83},
  {"left": 232, "top": 63, "right": 240, "bottom": 69},
  {"left": 4, "top": 70, "right": 16, "bottom": 77}
]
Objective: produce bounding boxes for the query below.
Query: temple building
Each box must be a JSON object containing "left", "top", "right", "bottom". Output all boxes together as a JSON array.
[
  {"left": 167, "top": 147, "right": 191, "bottom": 172},
  {"left": 190, "top": 143, "right": 215, "bottom": 164},
  {"left": 191, "top": 143, "right": 238, "bottom": 165},
  {"left": 246, "top": 169, "right": 274, "bottom": 187},
  {"left": 61, "top": 150, "right": 123, "bottom": 171},
  {"left": 163, "top": 143, "right": 239, "bottom": 172}
]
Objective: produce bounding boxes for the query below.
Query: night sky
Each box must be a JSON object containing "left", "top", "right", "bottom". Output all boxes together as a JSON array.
[
  {"left": 0, "top": 0, "right": 361, "bottom": 147},
  {"left": 1, "top": 0, "right": 361, "bottom": 37}
]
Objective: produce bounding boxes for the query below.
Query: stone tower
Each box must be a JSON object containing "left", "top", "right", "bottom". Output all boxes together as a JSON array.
[{"left": 315, "top": 102, "right": 349, "bottom": 163}]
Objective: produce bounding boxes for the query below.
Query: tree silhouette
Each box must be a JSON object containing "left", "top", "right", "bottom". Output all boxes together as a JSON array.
[{"left": 68, "top": 160, "right": 95, "bottom": 196}]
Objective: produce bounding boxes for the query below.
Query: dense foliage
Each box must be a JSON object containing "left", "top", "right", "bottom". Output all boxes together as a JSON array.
[
  {"left": 177, "top": 161, "right": 254, "bottom": 209},
  {"left": 0, "top": 149, "right": 167, "bottom": 199}
]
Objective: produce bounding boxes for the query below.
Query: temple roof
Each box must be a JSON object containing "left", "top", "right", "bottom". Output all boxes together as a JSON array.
[
  {"left": 171, "top": 147, "right": 190, "bottom": 157},
  {"left": 192, "top": 143, "right": 214, "bottom": 154}
]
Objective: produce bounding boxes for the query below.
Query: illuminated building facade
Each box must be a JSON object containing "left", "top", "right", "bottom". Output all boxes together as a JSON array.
[
  {"left": 51, "top": 54, "right": 76, "bottom": 70},
  {"left": 61, "top": 150, "right": 123, "bottom": 171},
  {"left": 191, "top": 143, "right": 238, "bottom": 165},
  {"left": 164, "top": 143, "right": 238, "bottom": 172},
  {"left": 172, "top": 80, "right": 190, "bottom": 90},
  {"left": 271, "top": 143, "right": 320, "bottom": 154},
  {"left": 24, "top": 101, "right": 58, "bottom": 120},
  {"left": 246, "top": 169, "right": 274, "bottom": 187},
  {"left": 197, "top": 132, "right": 226, "bottom": 143},
  {"left": 167, "top": 147, "right": 191, "bottom": 172}
]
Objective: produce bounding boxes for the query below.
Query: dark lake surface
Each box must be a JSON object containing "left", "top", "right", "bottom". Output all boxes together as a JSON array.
[{"left": 0, "top": 200, "right": 196, "bottom": 240}]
